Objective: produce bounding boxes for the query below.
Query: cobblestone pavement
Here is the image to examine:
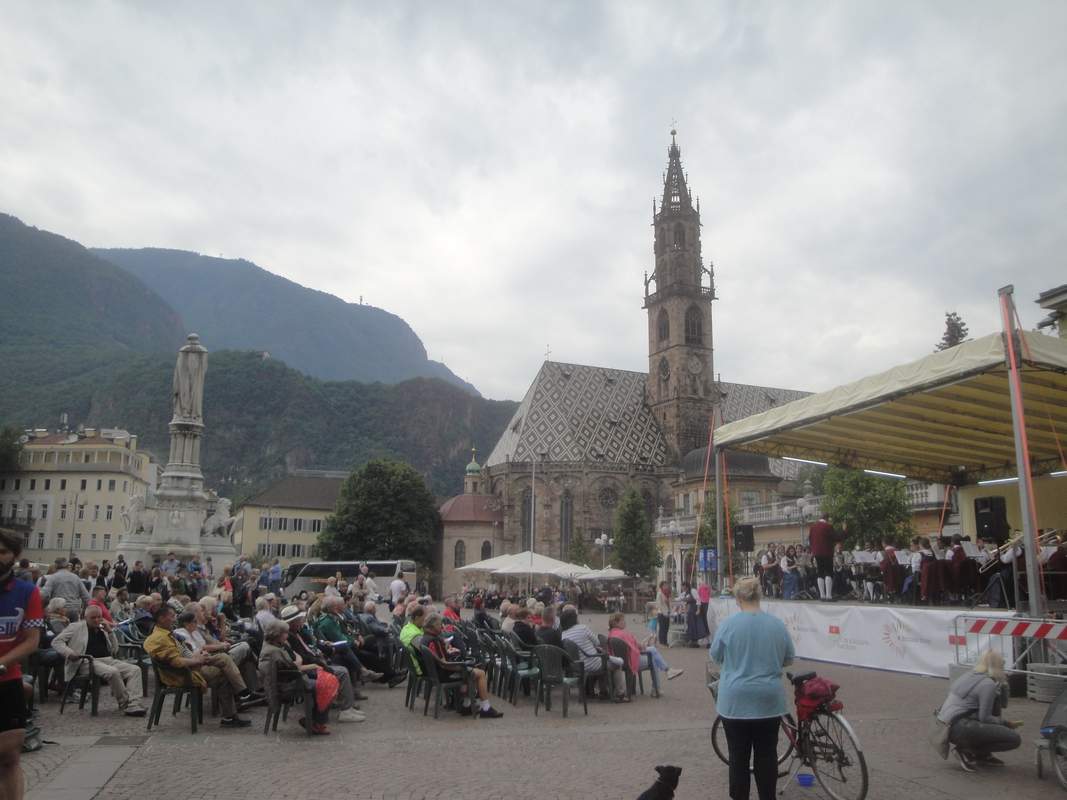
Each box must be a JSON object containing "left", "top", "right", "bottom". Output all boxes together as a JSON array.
[{"left": 22, "top": 612, "right": 1059, "bottom": 800}]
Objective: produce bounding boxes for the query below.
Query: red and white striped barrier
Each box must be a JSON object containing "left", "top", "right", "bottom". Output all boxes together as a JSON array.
[{"left": 966, "top": 617, "right": 1067, "bottom": 640}]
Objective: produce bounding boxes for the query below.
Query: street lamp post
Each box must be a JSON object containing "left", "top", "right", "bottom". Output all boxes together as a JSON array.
[
  {"left": 594, "top": 533, "right": 614, "bottom": 569},
  {"left": 668, "top": 518, "right": 680, "bottom": 594}
]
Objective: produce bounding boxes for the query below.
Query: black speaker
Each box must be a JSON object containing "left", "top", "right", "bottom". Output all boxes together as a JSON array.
[
  {"left": 733, "top": 524, "right": 755, "bottom": 553},
  {"left": 974, "top": 496, "right": 1009, "bottom": 544}
]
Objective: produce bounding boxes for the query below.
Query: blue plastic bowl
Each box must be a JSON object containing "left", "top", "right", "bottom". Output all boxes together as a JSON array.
[{"left": 797, "top": 773, "right": 815, "bottom": 788}]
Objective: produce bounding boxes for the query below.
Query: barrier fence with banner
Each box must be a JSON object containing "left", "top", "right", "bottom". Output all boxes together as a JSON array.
[
  {"left": 710, "top": 598, "right": 1015, "bottom": 678},
  {"left": 953, "top": 614, "right": 1067, "bottom": 700}
]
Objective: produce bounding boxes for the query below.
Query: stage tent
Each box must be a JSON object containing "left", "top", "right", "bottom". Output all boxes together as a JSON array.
[
  {"left": 712, "top": 329, "right": 1067, "bottom": 614},
  {"left": 714, "top": 330, "right": 1067, "bottom": 484}
]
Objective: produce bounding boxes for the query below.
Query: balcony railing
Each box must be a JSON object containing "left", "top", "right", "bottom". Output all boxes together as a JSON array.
[
  {"left": 654, "top": 481, "right": 949, "bottom": 534},
  {"left": 0, "top": 515, "right": 36, "bottom": 528}
]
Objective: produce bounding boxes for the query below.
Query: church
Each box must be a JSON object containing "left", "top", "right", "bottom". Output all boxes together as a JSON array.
[{"left": 438, "top": 132, "right": 807, "bottom": 597}]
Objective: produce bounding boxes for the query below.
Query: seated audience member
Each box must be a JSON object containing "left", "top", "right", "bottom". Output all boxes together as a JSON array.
[
  {"left": 86, "top": 585, "right": 114, "bottom": 622},
  {"left": 46, "top": 597, "right": 71, "bottom": 634},
  {"left": 130, "top": 594, "right": 159, "bottom": 638},
  {"left": 511, "top": 607, "right": 539, "bottom": 648},
  {"left": 354, "top": 601, "right": 405, "bottom": 686},
  {"left": 282, "top": 605, "right": 364, "bottom": 721},
  {"left": 443, "top": 595, "right": 462, "bottom": 623},
  {"left": 52, "top": 605, "right": 146, "bottom": 716},
  {"left": 472, "top": 596, "right": 495, "bottom": 629},
  {"left": 314, "top": 595, "right": 382, "bottom": 684},
  {"left": 559, "top": 605, "right": 628, "bottom": 701},
  {"left": 606, "top": 612, "right": 683, "bottom": 683},
  {"left": 399, "top": 604, "right": 428, "bottom": 673},
  {"left": 937, "top": 650, "right": 1021, "bottom": 771},
  {"left": 530, "top": 602, "right": 545, "bottom": 627},
  {"left": 143, "top": 605, "right": 251, "bottom": 727},
  {"left": 498, "top": 599, "right": 511, "bottom": 628},
  {"left": 420, "top": 613, "right": 502, "bottom": 718},
  {"left": 254, "top": 595, "right": 276, "bottom": 631},
  {"left": 259, "top": 618, "right": 338, "bottom": 734},
  {"left": 536, "top": 605, "right": 563, "bottom": 648},
  {"left": 109, "top": 589, "right": 133, "bottom": 622},
  {"left": 500, "top": 603, "right": 520, "bottom": 634},
  {"left": 173, "top": 609, "right": 254, "bottom": 701}
]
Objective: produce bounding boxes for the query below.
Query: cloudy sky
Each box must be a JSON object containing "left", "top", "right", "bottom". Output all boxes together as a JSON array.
[{"left": 2, "top": 2, "right": 1065, "bottom": 400}]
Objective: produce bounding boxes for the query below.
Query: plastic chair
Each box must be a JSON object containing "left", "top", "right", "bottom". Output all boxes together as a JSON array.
[
  {"left": 562, "top": 639, "right": 608, "bottom": 700},
  {"left": 606, "top": 637, "right": 638, "bottom": 698},
  {"left": 418, "top": 644, "right": 470, "bottom": 719},
  {"left": 59, "top": 655, "right": 100, "bottom": 716},
  {"left": 146, "top": 658, "right": 204, "bottom": 733},
  {"left": 262, "top": 661, "right": 312, "bottom": 736},
  {"left": 404, "top": 646, "right": 429, "bottom": 711},
  {"left": 499, "top": 637, "right": 539, "bottom": 705},
  {"left": 114, "top": 626, "right": 151, "bottom": 697},
  {"left": 532, "top": 644, "right": 584, "bottom": 717}
]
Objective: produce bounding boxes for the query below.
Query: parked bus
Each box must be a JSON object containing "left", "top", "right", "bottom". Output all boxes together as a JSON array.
[{"left": 283, "top": 559, "right": 417, "bottom": 598}]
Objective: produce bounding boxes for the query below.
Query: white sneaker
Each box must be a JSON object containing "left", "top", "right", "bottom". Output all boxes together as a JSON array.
[
  {"left": 666, "top": 668, "right": 685, "bottom": 680},
  {"left": 337, "top": 708, "right": 367, "bottom": 723}
]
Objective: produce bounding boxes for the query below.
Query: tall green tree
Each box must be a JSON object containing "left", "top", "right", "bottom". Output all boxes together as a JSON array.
[
  {"left": 612, "top": 488, "right": 661, "bottom": 578},
  {"left": 820, "top": 466, "right": 911, "bottom": 548},
  {"left": 567, "top": 529, "right": 591, "bottom": 566},
  {"left": 936, "top": 311, "right": 970, "bottom": 351},
  {"left": 0, "top": 427, "right": 22, "bottom": 472},
  {"left": 317, "top": 458, "right": 439, "bottom": 564}
]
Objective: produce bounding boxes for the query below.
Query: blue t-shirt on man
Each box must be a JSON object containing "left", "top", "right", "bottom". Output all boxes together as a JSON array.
[{"left": 709, "top": 610, "right": 794, "bottom": 719}]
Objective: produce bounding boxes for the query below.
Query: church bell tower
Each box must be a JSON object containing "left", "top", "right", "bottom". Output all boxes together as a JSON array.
[{"left": 644, "top": 129, "right": 717, "bottom": 459}]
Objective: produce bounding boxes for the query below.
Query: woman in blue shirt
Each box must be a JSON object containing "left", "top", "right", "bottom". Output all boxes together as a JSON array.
[{"left": 710, "top": 576, "right": 794, "bottom": 800}]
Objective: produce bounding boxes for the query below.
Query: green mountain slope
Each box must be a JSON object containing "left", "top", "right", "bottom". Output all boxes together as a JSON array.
[{"left": 94, "top": 247, "right": 480, "bottom": 396}]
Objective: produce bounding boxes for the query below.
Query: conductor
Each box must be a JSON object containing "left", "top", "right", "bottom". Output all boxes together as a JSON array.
[{"left": 808, "top": 514, "right": 843, "bottom": 602}]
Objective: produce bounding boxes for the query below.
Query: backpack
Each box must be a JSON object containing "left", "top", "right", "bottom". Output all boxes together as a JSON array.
[{"left": 795, "top": 675, "right": 842, "bottom": 721}]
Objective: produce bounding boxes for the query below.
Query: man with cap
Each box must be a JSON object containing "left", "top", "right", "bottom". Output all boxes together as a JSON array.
[
  {"left": 282, "top": 605, "right": 365, "bottom": 722},
  {"left": 40, "top": 558, "right": 90, "bottom": 620}
]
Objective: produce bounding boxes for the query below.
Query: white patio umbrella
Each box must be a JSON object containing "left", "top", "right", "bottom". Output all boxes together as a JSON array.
[
  {"left": 577, "top": 567, "right": 627, "bottom": 581},
  {"left": 550, "top": 563, "right": 593, "bottom": 579},
  {"left": 489, "top": 551, "right": 576, "bottom": 576},
  {"left": 454, "top": 553, "right": 517, "bottom": 573}
]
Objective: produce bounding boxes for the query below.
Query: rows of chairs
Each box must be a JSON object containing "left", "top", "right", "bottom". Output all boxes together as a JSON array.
[{"left": 402, "top": 621, "right": 661, "bottom": 720}]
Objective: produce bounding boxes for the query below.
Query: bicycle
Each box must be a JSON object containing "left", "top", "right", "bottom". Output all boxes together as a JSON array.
[{"left": 707, "top": 664, "right": 868, "bottom": 800}]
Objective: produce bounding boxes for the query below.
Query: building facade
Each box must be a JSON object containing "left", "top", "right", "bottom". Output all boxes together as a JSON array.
[
  {"left": 231, "top": 470, "right": 345, "bottom": 565},
  {"left": 438, "top": 132, "right": 809, "bottom": 593},
  {"left": 438, "top": 453, "right": 503, "bottom": 597},
  {"left": 0, "top": 428, "right": 160, "bottom": 564}
]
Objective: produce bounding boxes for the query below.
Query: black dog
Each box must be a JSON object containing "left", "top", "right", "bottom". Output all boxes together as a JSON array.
[{"left": 636, "top": 765, "right": 682, "bottom": 799}]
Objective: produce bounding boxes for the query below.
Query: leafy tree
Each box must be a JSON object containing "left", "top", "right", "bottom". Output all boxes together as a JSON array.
[
  {"left": 567, "top": 528, "right": 591, "bottom": 566},
  {"left": 0, "top": 426, "right": 21, "bottom": 472},
  {"left": 612, "top": 488, "right": 661, "bottom": 578},
  {"left": 820, "top": 466, "right": 911, "bottom": 548},
  {"left": 317, "top": 458, "right": 439, "bottom": 565},
  {"left": 936, "top": 311, "right": 970, "bottom": 351}
]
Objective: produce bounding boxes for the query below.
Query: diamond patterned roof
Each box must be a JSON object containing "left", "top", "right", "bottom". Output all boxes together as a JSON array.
[
  {"left": 485, "top": 361, "right": 668, "bottom": 467},
  {"left": 717, "top": 381, "right": 810, "bottom": 424}
]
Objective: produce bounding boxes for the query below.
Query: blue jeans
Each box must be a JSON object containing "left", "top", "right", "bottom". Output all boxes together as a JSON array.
[
  {"left": 645, "top": 645, "right": 670, "bottom": 672},
  {"left": 783, "top": 572, "right": 798, "bottom": 600}
]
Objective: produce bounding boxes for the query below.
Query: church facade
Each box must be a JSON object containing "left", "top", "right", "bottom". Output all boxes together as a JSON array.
[{"left": 438, "top": 132, "right": 805, "bottom": 596}]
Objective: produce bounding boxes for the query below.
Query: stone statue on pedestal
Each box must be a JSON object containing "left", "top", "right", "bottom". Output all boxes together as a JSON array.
[{"left": 172, "top": 334, "right": 208, "bottom": 422}]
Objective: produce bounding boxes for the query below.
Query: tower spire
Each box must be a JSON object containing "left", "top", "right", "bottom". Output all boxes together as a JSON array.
[{"left": 661, "top": 128, "right": 692, "bottom": 213}]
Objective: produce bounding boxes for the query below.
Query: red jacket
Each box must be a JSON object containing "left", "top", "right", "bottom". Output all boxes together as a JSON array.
[{"left": 808, "top": 520, "right": 837, "bottom": 558}]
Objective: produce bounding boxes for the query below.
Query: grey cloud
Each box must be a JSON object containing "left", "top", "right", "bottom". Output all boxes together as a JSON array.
[{"left": 0, "top": 1, "right": 1064, "bottom": 400}]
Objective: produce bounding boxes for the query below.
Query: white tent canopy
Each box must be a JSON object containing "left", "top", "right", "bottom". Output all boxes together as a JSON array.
[
  {"left": 550, "top": 563, "right": 593, "bottom": 579},
  {"left": 577, "top": 567, "right": 628, "bottom": 581}
]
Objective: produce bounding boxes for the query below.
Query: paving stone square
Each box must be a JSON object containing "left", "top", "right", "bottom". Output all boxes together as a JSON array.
[{"left": 22, "top": 612, "right": 1059, "bottom": 800}]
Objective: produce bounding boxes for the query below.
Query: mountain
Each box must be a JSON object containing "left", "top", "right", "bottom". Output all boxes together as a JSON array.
[
  {"left": 0, "top": 214, "right": 184, "bottom": 353},
  {"left": 94, "top": 247, "right": 480, "bottom": 395},
  {"left": 3, "top": 349, "right": 515, "bottom": 499}
]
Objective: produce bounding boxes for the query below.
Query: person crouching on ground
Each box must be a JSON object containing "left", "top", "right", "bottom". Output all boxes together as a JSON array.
[
  {"left": 606, "top": 612, "right": 683, "bottom": 684},
  {"left": 936, "top": 649, "right": 1021, "bottom": 771},
  {"left": 259, "top": 618, "right": 338, "bottom": 735},
  {"left": 420, "top": 613, "right": 502, "bottom": 718}
]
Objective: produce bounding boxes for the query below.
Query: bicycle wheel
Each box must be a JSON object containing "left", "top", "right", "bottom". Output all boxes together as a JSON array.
[
  {"left": 807, "top": 712, "right": 868, "bottom": 800},
  {"left": 1052, "top": 728, "right": 1067, "bottom": 790},
  {"left": 711, "top": 714, "right": 797, "bottom": 776}
]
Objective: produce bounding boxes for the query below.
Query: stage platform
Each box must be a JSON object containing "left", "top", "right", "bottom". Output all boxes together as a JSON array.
[{"left": 710, "top": 597, "right": 1016, "bottom": 678}]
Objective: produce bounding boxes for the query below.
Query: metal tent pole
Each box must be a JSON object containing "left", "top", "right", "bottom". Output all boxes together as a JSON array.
[
  {"left": 998, "top": 285, "right": 1044, "bottom": 618},
  {"left": 715, "top": 448, "right": 724, "bottom": 591}
]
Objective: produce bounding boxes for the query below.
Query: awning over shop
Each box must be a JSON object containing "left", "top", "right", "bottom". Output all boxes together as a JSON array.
[{"left": 714, "top": 331, "right": 1067, "bottom": 484}]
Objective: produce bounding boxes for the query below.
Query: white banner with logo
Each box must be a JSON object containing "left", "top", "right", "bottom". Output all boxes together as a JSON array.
[{"left": 708, "top": 599, "right": 1015, "bottom": 678}]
